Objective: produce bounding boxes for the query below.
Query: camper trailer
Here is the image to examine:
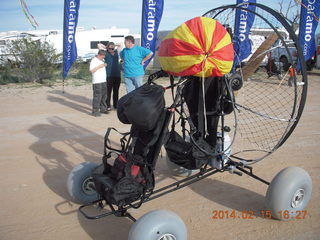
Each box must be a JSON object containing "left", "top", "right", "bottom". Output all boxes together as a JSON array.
[
  {"left": 0, "top": 27, "right": 139, "bottom": 64},
  {"left": 45, "top": 27, "right": 131, "bottom": 62},
  {"left": 0, "top": 31, "right": 45, "bottom": 61}
]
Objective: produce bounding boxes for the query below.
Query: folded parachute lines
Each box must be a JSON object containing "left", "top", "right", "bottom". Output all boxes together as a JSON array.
[{"left": 158, "top": 17, "right": 234, "bottom": 78}]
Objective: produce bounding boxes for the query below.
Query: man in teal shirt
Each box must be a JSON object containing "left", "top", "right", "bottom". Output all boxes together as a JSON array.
[{"left": 120, "top": 35, "right": 153, "bottom": 93}]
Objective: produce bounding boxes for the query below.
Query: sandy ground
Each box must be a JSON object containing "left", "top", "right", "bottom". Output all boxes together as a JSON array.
[{"left": 0, "top": 73, "right": 319, "bottom": 240}]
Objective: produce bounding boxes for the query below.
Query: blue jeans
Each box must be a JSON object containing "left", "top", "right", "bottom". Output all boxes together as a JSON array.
[{"left": 124, "top": 75, "right": 144, "bottom": 93}]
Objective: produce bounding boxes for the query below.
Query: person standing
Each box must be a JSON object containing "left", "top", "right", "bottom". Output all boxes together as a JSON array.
[
  {"left": 120, "top": 35, "right": 153, "bottom": 93},
  {"left": 105, "top": 42, "right": 122, "bottom": 110},
  {"left": 89, "top": 50, "right": 108, "bottom": 117}
]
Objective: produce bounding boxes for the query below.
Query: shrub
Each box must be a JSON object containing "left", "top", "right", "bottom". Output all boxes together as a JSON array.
[
  {"left": 68, "top": 60, "right": 91, "bottom": 81},
  {"left": 1, "top": 37, "right": 61, "bottom": 84}
]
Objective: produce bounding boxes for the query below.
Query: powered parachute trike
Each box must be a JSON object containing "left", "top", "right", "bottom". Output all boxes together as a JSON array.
[{"left": 67, "top": 3, "right": 311, "bottom": 240}]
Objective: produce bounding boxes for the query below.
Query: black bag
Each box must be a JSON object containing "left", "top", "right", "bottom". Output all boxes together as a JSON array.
[
  {"left": 92, "top": 153, "right": 150, "bottom": 207},
  {"left": 165, "top": 131, "right": 210, "bottom": 170},
  {"left": 93, "top": 108, "right": 166, "bottom": 207},
  {"left": 117, "top": 84, "right": 165, "bottom": 131}
]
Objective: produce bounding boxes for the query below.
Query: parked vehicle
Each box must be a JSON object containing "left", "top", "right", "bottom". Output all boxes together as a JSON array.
[
  {"left": 316, "top": 33, "right": 320, "bottom": 69},
  {"left": 269, "top": 39, "right": 297, "bottom": 71}
]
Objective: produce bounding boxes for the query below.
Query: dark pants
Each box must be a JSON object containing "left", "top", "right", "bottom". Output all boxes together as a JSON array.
[
  {"left": 92, "top": 82, "right": 107, "bottom": 113},
  {"left": 106, "top": 76, "right": 121, "bottom": 108},
  {"left": 182, "top": 77, "right": 221, "bottom": 147}
]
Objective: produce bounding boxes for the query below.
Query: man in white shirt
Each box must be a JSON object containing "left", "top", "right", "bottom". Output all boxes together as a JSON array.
[{"left": 89, "top": 50, "right": 108, "bottom": 116}]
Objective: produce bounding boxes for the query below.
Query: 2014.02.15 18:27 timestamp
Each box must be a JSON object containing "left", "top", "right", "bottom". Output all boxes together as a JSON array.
[{"left": 211, "top": 210, "right": 308, "bottom": 220}]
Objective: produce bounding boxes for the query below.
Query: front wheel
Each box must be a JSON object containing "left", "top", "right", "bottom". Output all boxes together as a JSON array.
[
  {"left": 67, "top": 162, "right": 99, "bottom": 204},
  {"left": 128, "top": 210, "right": 187, "bottom": 240},
  {"left": 265, "top": 167, "right": 312, "bottom": 221}
]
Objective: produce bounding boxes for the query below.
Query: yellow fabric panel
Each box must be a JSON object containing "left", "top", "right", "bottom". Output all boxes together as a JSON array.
[
  {"left": 201, "top": 17, "right": 216, "bottom": 53},
  {"left": 159, "top": 55, "right": 203, "bottom": 73},
  {"left": 210, "top": 58, "right": 234, "bottom": 75},
  {"left": 212, "top": 32, "right": 232, "bottom": 53}
]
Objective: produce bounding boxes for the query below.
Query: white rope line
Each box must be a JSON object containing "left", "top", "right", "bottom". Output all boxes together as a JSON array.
[
  {"left": 277, "top": 68, "right": 290, "bottom": 88},
  {"left": 201, "top": 54, "right": 209, "bottom": 137}
]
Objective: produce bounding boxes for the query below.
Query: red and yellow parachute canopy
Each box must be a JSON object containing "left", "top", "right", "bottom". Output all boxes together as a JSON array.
[{"left": 158, "top": 17, "right": 234, "bottom": 77}]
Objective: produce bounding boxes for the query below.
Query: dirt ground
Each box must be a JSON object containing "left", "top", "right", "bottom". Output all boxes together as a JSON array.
[{"left": 0, "top": 72, "right": 319, "bottom": 240}]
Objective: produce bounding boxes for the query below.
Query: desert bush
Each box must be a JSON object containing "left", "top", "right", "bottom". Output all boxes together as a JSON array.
[
  {"left": 0, "top": 65, "right": 21, "bottom": 85},
  {"left": 1, "top": 37, "right": 61, "bottom": 84},
  {"left": 68, "top": 60, "right": 91, "bottom": 81}
]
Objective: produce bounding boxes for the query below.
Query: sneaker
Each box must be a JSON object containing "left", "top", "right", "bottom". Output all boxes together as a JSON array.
[
  {"left": 92, "top": 112, "right": 101, "bottom": 117},
  {"left": 107, "top": 107, "right": 111, "bottom": 111},
  {"left": 100, "top": 110, "right": 109, "bottom": 114}
]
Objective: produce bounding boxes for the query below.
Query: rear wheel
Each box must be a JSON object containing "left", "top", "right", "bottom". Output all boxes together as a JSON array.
[{"left": 67, "top": 162, "right": 99, "bottom": 204}]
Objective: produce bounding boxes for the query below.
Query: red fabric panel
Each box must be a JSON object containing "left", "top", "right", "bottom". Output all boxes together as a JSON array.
[
  {"left": 158, "top": 38, "right": 203, "bottom": 57},
  {"left": 184, "top": 17, "right": 206, "bottom": 51}
]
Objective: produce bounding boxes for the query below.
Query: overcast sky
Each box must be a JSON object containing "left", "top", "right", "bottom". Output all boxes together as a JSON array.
[{"left": 0, "top": 0, "right": 319, "bottom": 33}]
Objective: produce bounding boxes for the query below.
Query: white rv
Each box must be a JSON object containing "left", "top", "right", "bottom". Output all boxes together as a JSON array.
[
  {"left": 45, "top": 27, "right": 131, "bottom": 62},
  {"left": 0, "top": 27, "right": 139, "bottom": 64}
]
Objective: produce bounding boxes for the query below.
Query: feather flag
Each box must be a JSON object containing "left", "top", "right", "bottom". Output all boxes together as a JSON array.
[
  {"left": 233, "top": 0, "right": 256, "bottom": 67},
  {"left": 158, "top": 17, "right": 234, "bottom": 77},
  {"left": 297, "top": 0, "right": 320, "bottom": 71},
  {"left": 141, "top": 0, "right": 164, "bottom": 68},
  {"left": 63, "top": 0, "right": 80, "bottom": 79}
]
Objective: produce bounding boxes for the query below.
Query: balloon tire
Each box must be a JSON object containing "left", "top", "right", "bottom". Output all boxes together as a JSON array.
[
  {"left": 67, "top": 162, "right": 99, "bottom": 204},
  {"left": 265, "top": 166, "right": 312, "bottom": 221},
  {"left": 128, "top": 210, "right": 187, "bottom": 240}
]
